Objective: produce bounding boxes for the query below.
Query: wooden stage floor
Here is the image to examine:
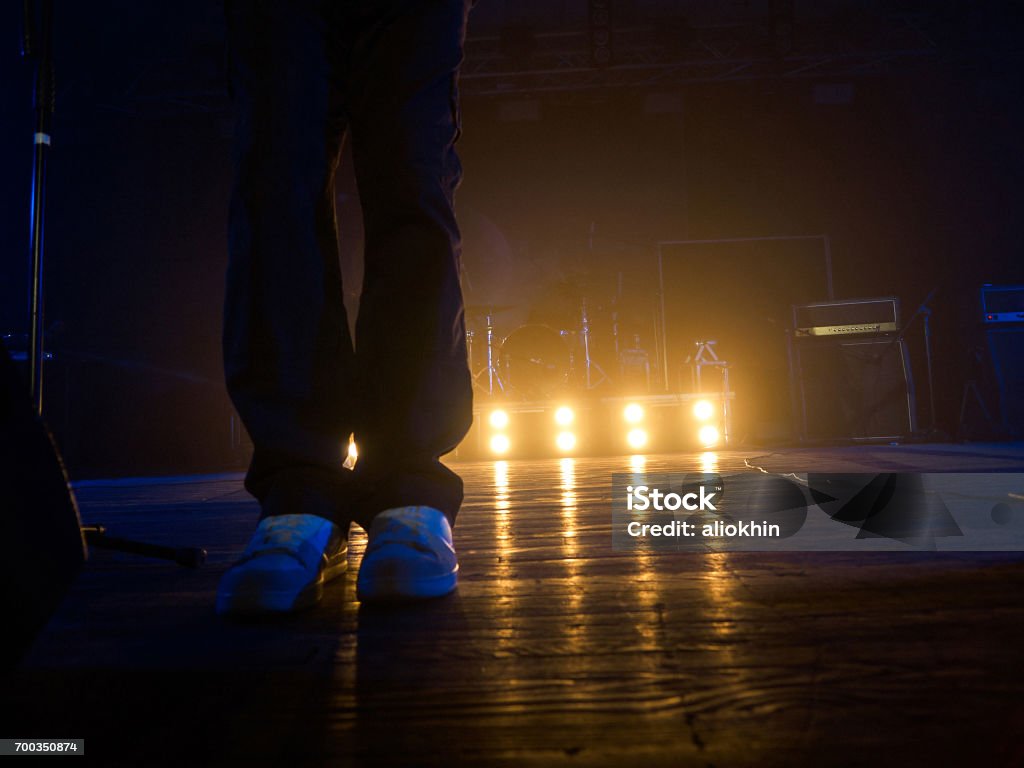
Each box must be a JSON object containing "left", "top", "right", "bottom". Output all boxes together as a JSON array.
[{"left": 8, "top": 443, "right": 1024, "bottom": 766}]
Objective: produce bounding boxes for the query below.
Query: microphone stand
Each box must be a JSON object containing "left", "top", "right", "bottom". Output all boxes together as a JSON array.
[
  {"left": 19, "top": 0, "right": 206, "bottom": 569},
  {"left": 920, "top": 296, "right": 938, "bottom": 436},
  {"left": 879, "top": 287, "right": 941, "bottom": 438},
  {"left": 22, "top": 0, "right": 54, "bottom": 417}
]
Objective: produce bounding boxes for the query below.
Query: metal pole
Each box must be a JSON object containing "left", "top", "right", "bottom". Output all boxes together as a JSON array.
[
  {"left": 722, "top": 366, "right": 730, "bottom": 446},
  {"left": 486, "top": 313, "right": 495, "bottom": 394},
  {"left": 657, "top": 244, "right": 669, "bottom": 391},
  {"left": 923, "top": 307, "right": 937, "bottom": 432},
  {"left": 823, "top": 234, "right": 833, "bottom": 300},
  {"left": 25, "top": 0, "right": 55, "bottom": 416}
]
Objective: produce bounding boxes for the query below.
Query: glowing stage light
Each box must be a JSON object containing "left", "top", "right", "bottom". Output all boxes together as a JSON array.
[
  {"left": 693, "top": 399, "right": 714, "bottom": 421},
  {"left": 554, "top": 406, "right": 575, "bottom": 426},
  {"left": 555, "top": 431, "right": 577, "bottom": 452},
  {"left": 623, "top": 403, "right": 644, "bottom": 423},
  {"left": 626, "top": 428, "right": 648, "bottom": 449},
  {"left": 490, "top": 434, "right": 511, "bottom": 454},
  {"left": 698, "top": 425, "right": 720, "bottom": 447},
  {"left": 489, "top": 409, "right": 510, "bottom": 429}
]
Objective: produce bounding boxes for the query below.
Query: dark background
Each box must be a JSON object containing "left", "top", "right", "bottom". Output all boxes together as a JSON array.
[{"left": 2, "top": 1, "right": 1022, "bottom": 475}]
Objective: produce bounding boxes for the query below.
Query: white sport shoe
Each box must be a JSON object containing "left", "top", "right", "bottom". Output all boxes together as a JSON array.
[
  {"left": 216, "top": 513, "right": 348, "bottom": 616},
  {"left": 356, "top": 506, "right": 459, "bottom": 602}
]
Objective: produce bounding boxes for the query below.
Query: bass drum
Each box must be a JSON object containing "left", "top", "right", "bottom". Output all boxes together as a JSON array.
[{"left": 499, "top": 325, "right": 571, "bottom": 399}]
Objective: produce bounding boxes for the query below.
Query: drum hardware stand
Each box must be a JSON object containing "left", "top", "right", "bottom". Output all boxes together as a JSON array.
[
  {"left": 610, "top": 305, "right": 620, "bottom": 360},
  {"left": 693, "top": 340, "right": 732, "bottom": 446},
  {"left": 471, "top": 311, "right": 505, "bottom": 395},
  {"left": 580, "top": 299, "right": 608, "bottom": 389},
  {"left": 612, "top": 271, "right": 623, "bottom": 360},
  {"left": 692, "top": 340, "right": 723, "bottom": 391},
  {"left": 17, "top": 0, "right": 206, "bottom": 570}
]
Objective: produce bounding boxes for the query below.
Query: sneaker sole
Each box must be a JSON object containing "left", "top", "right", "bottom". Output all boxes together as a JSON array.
[
  {"left": 216, "top": 577, "right": 325, "bottom": 615},
  {"left": 217, "top": 550, "right": 349, "bottom": 616},
  {"left": 356, "top": 565, "right": 458, "bottom": 603}
]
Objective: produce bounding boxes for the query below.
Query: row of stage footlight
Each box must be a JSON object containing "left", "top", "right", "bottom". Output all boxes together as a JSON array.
[{"left": 482, "top": 400, "right": 723, "bottom": 457}]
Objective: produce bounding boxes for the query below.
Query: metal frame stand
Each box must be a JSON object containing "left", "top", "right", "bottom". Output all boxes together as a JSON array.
[
  {"left": 693, "top": 340, "right": 732, "bottom": 446},
  {"left": 472, "top": 312, "right": 505, "bottom": 395}
]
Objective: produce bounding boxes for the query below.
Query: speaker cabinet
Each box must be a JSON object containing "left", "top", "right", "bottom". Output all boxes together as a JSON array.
[
  {"left": 1, "top": 341, "right": 85, "bottom": 669},
  {"left": 790, "top": 335, "right": 916, "bottom": 442},
  {"left": 986, "top": 327, "right": 1024, "bottom": 437}
]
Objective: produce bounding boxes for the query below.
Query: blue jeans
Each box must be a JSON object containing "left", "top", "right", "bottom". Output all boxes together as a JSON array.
[{"left": 224, "top": 0, "right": 474, "bottom": 529}]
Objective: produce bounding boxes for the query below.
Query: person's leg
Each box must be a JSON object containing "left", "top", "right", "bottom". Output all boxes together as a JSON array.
[
  {"left": 346, "top": 0, "right": 474, "bottom": 532},
  {"left": 218, "top": 2, "right": 356, "bottom": 615},
  {"left": 224, "top": 1, "right": 358, "bottom": 525}
]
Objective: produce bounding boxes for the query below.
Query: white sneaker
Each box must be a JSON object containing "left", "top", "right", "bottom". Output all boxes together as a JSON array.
[
  {"left": 216, "top": 513, "right": 348, "bottom": 616},
  {"left": 356, "top": 506, "right": 458, "bottom": 602}
]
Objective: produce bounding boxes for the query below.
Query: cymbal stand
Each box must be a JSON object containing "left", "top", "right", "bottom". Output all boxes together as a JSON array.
[
  {"left": 581, "top": 299, "right": 608, "bottom": 389},
  {"left": 472, "top": 312, "right": 505, "bottom": 395},
  {"left": 612, "top": 272, "right": 622, "bottom": 360}
]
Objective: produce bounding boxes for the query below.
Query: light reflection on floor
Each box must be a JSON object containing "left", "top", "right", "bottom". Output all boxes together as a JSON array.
[{"left": 17, "top": 446, "right": 1024, "bottom": 765}]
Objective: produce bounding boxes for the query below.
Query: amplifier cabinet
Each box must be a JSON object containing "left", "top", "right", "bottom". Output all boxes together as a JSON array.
[
  {"left": 790, "top": 334, "right": 916, "bottom": 442},
  {"left": 986, "top": 327, "right": 1024, "bottom": 436},
  {"left": 793, "top": 296, "right": 899, "bottom": 334},
  {"left": 982, "top": 284, "right": 1024, "bottom": 324}
]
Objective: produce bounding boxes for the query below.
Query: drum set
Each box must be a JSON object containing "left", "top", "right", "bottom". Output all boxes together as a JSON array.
[{"left": 465, "top": 300, "right": 649, "bottom": 400}]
